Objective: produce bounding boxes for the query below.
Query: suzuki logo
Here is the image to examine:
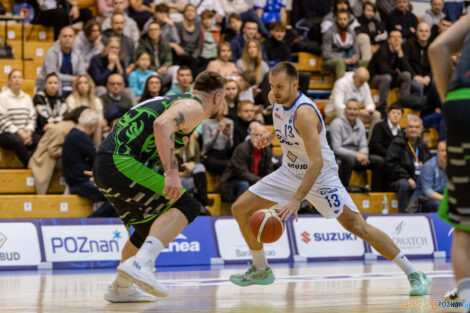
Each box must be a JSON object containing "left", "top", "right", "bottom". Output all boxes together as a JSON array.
[
  {"left": 0, "top": 232, "right": 6, "bottom": 249},
  {"left": 394, "top": 221, "right": 406, "bottom": 235},
  {"left": 301, "top": 231, "right": 311, "bottom": 243}
]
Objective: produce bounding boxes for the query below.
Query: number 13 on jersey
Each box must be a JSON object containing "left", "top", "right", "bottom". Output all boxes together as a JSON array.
[{"left": 325, "top": 194, "right": 341, "bottom": 208}]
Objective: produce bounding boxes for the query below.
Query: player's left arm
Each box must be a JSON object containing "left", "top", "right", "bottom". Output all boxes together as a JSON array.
[
  {"left": 153, "top": 100, "right": 204, "bottom": 202},
  {"left": 277, "top": 105, "right": 324, "bottom": 221}
]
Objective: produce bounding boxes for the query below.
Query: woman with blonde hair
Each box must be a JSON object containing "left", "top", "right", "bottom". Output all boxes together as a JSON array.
[
  {"left": 66, "top": 74, "right": 104, "bottom": 118},
  {"left": 206, "top": 42, "right": 240, "bottom": 79},
  {"left": 236, "top": 39, "right": 269, "bottom": 84}
]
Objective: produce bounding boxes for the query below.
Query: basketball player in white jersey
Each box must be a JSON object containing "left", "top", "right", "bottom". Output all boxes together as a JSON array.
[{"left": 229, "top": 62, "right": 431, "bottom": 296}]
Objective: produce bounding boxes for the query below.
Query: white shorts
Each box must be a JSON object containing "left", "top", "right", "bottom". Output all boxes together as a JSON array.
[{"left": 249, "top": 166, "right": 359, "bottom": 219}]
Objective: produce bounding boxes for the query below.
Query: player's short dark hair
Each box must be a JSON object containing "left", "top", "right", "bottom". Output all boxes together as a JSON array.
[
  {"left": 155, "top": 3, "right": 169, "bottom": 13},
  {"left": 240, "top": 70, "right": 257, "bottom": 86},
  {"left": 388, "top": 101, "right": 404, "bottom": 113},
  {"left": 194, "top": 71, "right": 226, "bottom": 94},
  {"left": 270, "top": 61, "right": 299, "bottom": 81}
]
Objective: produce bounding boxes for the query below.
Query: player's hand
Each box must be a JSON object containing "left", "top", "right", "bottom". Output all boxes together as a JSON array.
[
  {"left": 277, "top": 199, "right": 301, "bottom": 222},
  {"left": 84, "top": 171, "right": 94, "bottom": 182},
  {"left": 259, "top": 131, "right": 276, "bottom": 149},
  {"left": 163, "top": 173, "right": 183, "bottom": 203}
]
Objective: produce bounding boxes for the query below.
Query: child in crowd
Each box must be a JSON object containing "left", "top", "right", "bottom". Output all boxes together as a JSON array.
[
  {"left": 264, "top": 21, "right": 291, "bottom": 66},
  {"left": 129, "top": 52, "right": 156, "bottom": 97},
  {"left": 198, "top": 10, "right": 220, "bottom": 74}
]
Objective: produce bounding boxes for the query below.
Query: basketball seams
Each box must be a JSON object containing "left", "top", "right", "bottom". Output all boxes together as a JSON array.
[{"left": 257, "top": 210, "right": 271, "bottom": 242}]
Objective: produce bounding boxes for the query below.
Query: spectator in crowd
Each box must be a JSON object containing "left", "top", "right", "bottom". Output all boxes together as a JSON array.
[
  {"left": 154, "top": 0, "right": 186, "bottom": 23},
  {"left": 322, "top": 10, "right": 360, "bottom": 79},
  {"left": 102, "top": 0, "right": 140, "bottom": 47},
  {"left": 88, "top": 37, "right": 129, "bottom": 90},
  {"left": 225, "top": 13, "right": 243, "bottom": 43},
  {"left": 30, "top": 0, "right": 92, "bottom": 39},
  {"left": 198, "top": 10, "right": 220, "bottom": 74},
  {"left": 202, "top": 103, "right": 234, "bottom": 175},
  {"left": 101, "top": 12, "right": 136, "bottom": 72},
  {"left": 100, "top": 74, "right": 133, "bottom": 125},
  {"left": 173, "top": 4, "right": 202, "bottom": 73},
  {"left": 37, "top": 27, "right": 86, "bottom": 97},
  {"left": 128, "top": 0, "right": 155, "bottom": 30},
  {"left": 66, "top": 74, "right": 104, "bottom": 118},
  {"left": 422, "top": 0, "right": 445, "bottom": 27},
  {"left": 375, "top": 0, "right": 395, "bottom": 19},
  {"left": 326, "top": 67, "right": 381, "bottom": 126},
  {"left": 355, "top": 1, "right": 388, "bottom": 49},
  {"left": 264, "top": 21, "right": 291, "bottom": 65},
  {"left": 217, "top": 122, "right": 273, "bottom": 202},
  {"left": 139, "top": 75, "right": 162, "bottom": 102},
  {"left": 403, "top": 22, "right": 432, "bottom": 96},
  {"left": 98, "top": 0, "right": 119, "bottom": 16},
  {"left": 62, "top": 109, "right": 115, "bottom": 217},
  {"left": 73, "top": 20, "right": 104, "bottom": 66},
  {"left": 187, "top": 0, "right": 225, "bottom": 23},
  {"left": 219, "top": 0, "right": 270, "bottom": 38},
  {"left": 129, "top": 52, "right": 155, "bottom": 97},
  {"left": 236, "top": 39, "right": 270, "bottom": 85},
  {"left": 143, "top": 3, "right": 180, "bottom": 44},
  {"left": 387, "top": 0, "right": 418, "bottom": 39},
  {"left": 329, "top": 98, "right": 383, "bottom": 188},
  {"left": 231, "top": 18, "right": 268, "bottom": 62},
  {"left": 233, "top": 100, "right": 255, "bottom": 148},
  {"left": 207, "top": 42, "right": 240, "bottom": 79},
  {"left": 165, "top": 66, "right": 193, "bottom": 96},
  {"left": 385, "top": 115, "right": 431, "bottom": 213},
  {"left": 29, "top": 106, "right": 87, "bottom": 194},
  {"left": 33, "top": 73, "right": 68, "bottom": 137},
  {"left": 0, "top": 70, "right": 37, "bottom": 168},
  {"left": 430, "top": 16, "right": 452, "bottom": 42},
  {"left": 321, "top": 0, "right": 361, "bottom": 34},
  {"left": 136, "top": 22, "right": 177, "bottom": 85},
  {"left": 408, "top": 140, "right": 446, "bottom": 212},
  {"left": 254, "top": 0, "right": 287, "bottom": 24},
  {"left": 224, "top": 79, "right": 240, "bottom": 121},
  {"left": 369, "top": 102, "right": 403, "bottom": 190},
  {"left": 352, "top": 0, "right": 381, "bottom": 19},
  {"left": 237, "top": 70, "right": 257, "bottom": 103},
  {"left": 368, "top": 30, "right": 413, "bottom": 114}
]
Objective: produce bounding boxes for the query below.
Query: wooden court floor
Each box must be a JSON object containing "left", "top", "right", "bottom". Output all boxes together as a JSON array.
[{"left": 0, "top": 260, "right": 463, "bottom": 313}]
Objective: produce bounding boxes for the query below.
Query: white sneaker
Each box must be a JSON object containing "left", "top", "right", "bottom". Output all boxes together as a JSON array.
[
  {"left": 104, "top": 282, "right": 157, "bottom": 303},
  {"left": 443, "top": 287, "right": 459, "bottom": 301},
  {"left": 117, "top": 256, "right": 168, "bottom": 297}
]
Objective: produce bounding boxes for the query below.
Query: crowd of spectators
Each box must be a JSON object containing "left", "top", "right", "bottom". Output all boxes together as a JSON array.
[{"left": 1, "top": 0, "right": 462, "bottom": 216}]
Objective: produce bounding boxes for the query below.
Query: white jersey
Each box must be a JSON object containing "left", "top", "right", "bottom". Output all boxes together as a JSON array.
[{"left": 273, "top": 92, "right": 339, "bottom": 187}]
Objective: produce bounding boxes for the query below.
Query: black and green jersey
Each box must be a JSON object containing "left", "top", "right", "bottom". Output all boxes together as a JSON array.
[{"left": 97, "top": 94, "right": 202, "bottom": 165}]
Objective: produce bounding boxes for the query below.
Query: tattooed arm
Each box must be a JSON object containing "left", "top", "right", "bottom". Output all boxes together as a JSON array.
[{"left": 153, "top": 100, "right": 205, "bottom": 203}]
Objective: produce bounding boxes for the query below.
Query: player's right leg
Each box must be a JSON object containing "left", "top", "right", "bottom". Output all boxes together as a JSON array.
[{"left": 230, "top": 190, "right": 278, "bottom": 287}]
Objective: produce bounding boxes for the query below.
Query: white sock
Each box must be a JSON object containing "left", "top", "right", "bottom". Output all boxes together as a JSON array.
[
  {"left": 392, "top": 252, "right": 416, "bottom": 276},
  {"left": 114, "top": 272, "right": 132, "bottom": 288},
  {"left": 457, "top": 278, "right": 470, "bottom": 309},
  {"left": 135, "top": 236, "right": 165, "bottom": 262},
  {"left": 250, "top": 248, "right": 268, "bottom": 270}
]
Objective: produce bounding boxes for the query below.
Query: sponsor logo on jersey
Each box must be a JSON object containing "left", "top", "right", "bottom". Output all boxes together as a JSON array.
[
  {"left": 287, "top": 163, "right": 307, "bottom": 170},
  {"left": 183, "top": 136, "right": 189, "bottom": 146},
  {"left": 317, "top": 187, "right": 339, "bottom": 195},
  {"left": 274, "top": 113, "right": 282, "bottom": 120},
  {"left": 287, "top": 151, "right": 297, "bottom": 162},
  {"left": 275, "top": 130, "right": 299, "bottom": 146}
]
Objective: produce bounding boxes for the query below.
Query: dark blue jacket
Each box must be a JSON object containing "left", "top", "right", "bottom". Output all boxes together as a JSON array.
[{"left": 88, "top": 54, "right": 129, "bottom": 87}]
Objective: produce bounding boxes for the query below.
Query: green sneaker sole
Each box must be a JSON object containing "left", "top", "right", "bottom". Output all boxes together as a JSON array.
[
  {"left": 229, "top": 274, "right": 275, "bottom": 287},
  {"left": 409, "top": 276, "right": 431, "bottom": 296}
]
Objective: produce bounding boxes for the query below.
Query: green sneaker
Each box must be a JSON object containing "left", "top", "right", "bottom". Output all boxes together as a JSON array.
[
  {"left": 229, "top": 265, "right": 275, "bottom": 287},
  {"left": 408, "top": 271, "right": 431, "bottom": 296}
]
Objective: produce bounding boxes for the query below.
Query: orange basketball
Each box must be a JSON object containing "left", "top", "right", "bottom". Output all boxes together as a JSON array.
[{"left": 249, "top": 209, "right": 285, "bottom": 243}]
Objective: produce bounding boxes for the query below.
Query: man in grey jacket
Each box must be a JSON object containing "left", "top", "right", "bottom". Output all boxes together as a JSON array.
[
  {"left": 102, "top": 0, "right": 140, "bottom": 47},
  {"left": 36, "top": 27, "right": 86, "bottom": 97},
  {"left": 329, "top": 99, "right": 383, "bottom": 188}
]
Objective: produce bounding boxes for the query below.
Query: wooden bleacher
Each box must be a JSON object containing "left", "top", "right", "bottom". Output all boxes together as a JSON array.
[{"left": 0, "top": 169, "right": 66, "bottom": 194}]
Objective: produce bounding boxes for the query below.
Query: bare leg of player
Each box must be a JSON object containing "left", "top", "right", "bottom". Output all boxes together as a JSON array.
[
  {"left": 338, "top": 205, "right": 431, "bottom": 296},
  {"left": 451, "top": 230, "right": 470, "bottom": 311},
  {"left": 230, "top": 191, "right": 278, "bottom": 286}
]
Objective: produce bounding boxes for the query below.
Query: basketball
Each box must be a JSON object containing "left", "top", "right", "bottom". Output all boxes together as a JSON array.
[{"left": 249, "top": 208, "right": 285, "bottom": 243}]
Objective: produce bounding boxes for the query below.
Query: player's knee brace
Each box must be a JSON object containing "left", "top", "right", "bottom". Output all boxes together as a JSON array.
[{"left": 174, "top": 192, "right": 201, "bottom": 224}]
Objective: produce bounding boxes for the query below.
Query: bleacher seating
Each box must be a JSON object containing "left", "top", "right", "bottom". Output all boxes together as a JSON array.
[{"left": 0, "top": 169, "right": 66, "bottom": 194}]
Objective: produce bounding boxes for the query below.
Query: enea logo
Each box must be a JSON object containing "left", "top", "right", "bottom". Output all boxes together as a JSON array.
[
  {"left": 300, "top": 230, "right": 358, "bottom": 243},
  {"left": 51, "top": 230, "right": 122, "bottom": 254},
  {"left": 0, "top": 232, "right": 6, "bottom": 249},
  {"left": 162, "top": 233, "right": 200, "bottom": 253}
]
